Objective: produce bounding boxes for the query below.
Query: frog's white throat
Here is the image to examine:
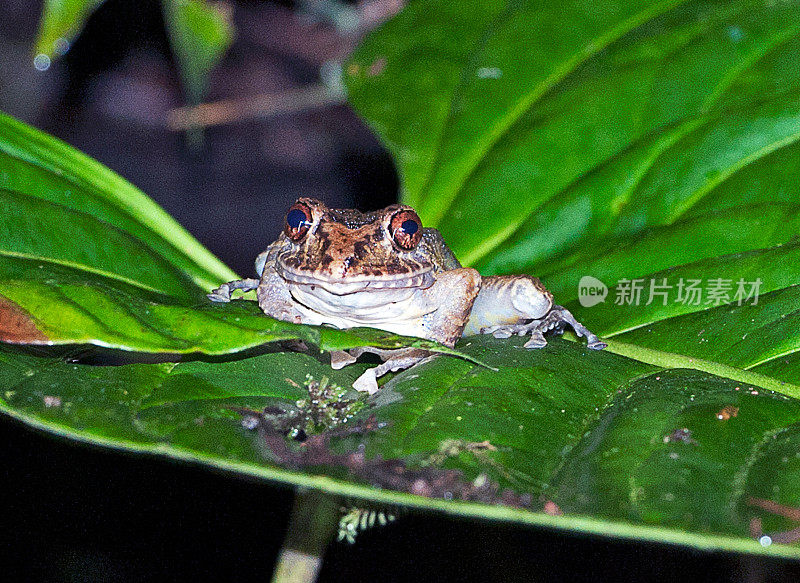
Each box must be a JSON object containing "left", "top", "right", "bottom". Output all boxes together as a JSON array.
[{"left": 285, "top": 278, "right": 437, "bottom": 336}]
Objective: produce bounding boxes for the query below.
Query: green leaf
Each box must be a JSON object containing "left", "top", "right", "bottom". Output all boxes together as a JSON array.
[
  {"left": 162, "top": 0, "right": 234, "bottom": 105},
  {"left": 34, "top": 0, "right": 104, "bottom": 59},
  {"left": 2, "top": 336, "right": 799, "bottom": 558},
  {"left": 346, "top": 0, "right": 800, "bottom": 273},
  {"left": 0, "top": 111, "right": 236, "bottom": 291}
]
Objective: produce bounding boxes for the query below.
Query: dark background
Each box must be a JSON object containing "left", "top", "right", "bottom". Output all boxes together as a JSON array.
[{"left": 0, "top": 1, "right": 798, "bottom": 581}]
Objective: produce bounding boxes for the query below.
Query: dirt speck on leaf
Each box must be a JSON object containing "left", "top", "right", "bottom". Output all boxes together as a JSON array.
[
  {"left": 663, "top": 427, "right": 697, "bottom": 445},
  {"left": 716, "top": 405, "right": 739, "bottom": 420},
  {"left": 368, "top": 57, "right": 387, "bottom": 76},
  {"left": 43, "top": 395, "right": 61, "bottom": 408}
]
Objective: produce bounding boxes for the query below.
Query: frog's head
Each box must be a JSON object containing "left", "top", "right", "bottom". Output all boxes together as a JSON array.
[{"left": 275, "top": 198, "right": 435, "bottom": 293}]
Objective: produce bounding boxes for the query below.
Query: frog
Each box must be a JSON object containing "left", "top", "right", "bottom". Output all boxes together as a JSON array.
[{"left": 208, "top": 198, "right": 606, "bottom": 393}]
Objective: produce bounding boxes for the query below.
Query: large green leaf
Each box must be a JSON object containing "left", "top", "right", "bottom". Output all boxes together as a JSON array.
[
  {"left": 0, "top": 112, "right": 236, "bottom": 291},
  {"left": 346, "top": 0, "right": 800, "bottom": 272},
  {"left": 1, "top": 336, "right": 799, "bottom": 558}
]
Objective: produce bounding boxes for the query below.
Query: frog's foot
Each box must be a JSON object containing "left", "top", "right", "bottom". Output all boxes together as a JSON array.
[
  {"left": 481, "top": 305, "right": 606, "bottom": 350},
  {"left": 331, "top": 347, "right": 432, "bottom": 394},
  {"left": 330, "top": 350, "right": 358, "bottom": 370},
  {"left": 207, "top": 279, "right": 260, "bottom": 303}
]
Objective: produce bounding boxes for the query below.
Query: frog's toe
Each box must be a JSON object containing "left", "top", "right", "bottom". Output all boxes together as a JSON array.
[
  {"left": 587, "top": 338, "right": 608, "bottom": 350},
  {"left": 548, "top": 306, "right": 606, "bottom": 350},
  {"left": 523, "top": 330, "right": 547, "bottom": 349},
  {"left": 207, "top": 286, "right": 231, "bottom": 303},
  {"left": 352, "top": 368, "right": 379, "bottom": 395},
  {"left": 330, "top": 350, "right": 357, "bottom": 370},
  {"left": 480, "top": 325, "right": 513, "bottom": 339}
]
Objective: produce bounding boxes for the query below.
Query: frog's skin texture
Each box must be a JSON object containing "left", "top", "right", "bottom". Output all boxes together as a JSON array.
[{"left": 209, "top": 198, "right": 606, "bottom": 393}]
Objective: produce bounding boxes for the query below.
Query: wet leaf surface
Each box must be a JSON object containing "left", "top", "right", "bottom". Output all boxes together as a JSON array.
[
  {"left": 347, "top": 0, "right": 800, "bottom": 274},
  {"left": 2, "top": 335, "right": 800, "bottom": 557}
]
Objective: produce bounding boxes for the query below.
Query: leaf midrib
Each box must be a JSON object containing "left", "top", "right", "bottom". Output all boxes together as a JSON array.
[
  {"left": 421, "top": 0, "right": 693, "bottom": 228},
  {"left": 604, "top": 338, "right": 800, "bottom": 399}
]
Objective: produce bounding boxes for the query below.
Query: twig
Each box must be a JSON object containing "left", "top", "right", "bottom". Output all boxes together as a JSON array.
[
  {"left": 167, "top": 84, "right": 345, "bottom": 131},
  {"left": 747, "top": 497, "right": 800, "bottom": 522}
]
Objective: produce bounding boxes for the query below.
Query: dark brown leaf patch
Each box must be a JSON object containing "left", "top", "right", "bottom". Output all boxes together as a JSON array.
[{"left": 0, "top": 295, "right": 48, "bottom": 343}]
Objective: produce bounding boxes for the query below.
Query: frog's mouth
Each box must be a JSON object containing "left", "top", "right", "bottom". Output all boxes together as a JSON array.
[{"left": 277, "top": 263, "right": 435, "bottom": 295}]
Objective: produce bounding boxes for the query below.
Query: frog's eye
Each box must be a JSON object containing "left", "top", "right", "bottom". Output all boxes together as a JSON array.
[
  {"left": 285, "top": 202, "right": 313, "bottom": 241},
  {"left": 390, "top": 209, "right": 423, "bottom": 250}
]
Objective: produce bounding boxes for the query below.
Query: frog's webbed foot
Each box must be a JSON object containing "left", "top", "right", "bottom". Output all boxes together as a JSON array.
[
  {"left": 330, "top": 347, "right": 433, "bottom": 394},
  {"left": 207, "top": 279, "right": 260, "bottom": 302},
  {"left": 482, "top": 305, "right": 607, "bottom": 350}
]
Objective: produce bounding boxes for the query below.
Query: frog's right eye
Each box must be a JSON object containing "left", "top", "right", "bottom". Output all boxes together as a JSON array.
[
  {"left": 285, "top": 202, "right": 312, "bottom": 241},
  {"left": 389, "top": 209, "right": 423, "bottom": 250}
]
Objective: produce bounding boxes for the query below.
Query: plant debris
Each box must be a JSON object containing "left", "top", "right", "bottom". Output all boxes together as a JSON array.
[
  {"left": 337, "top": 506, "right": 397, "bottom": 544},
  {"left": 236, "top": 408, "right": 532, "bottom": 509},
  {"left": 716, "top": 405, "right": 739, "bottom": 420},
  {"left": 663, "top": 427, "right": 698, "bottom": 445},
  {"left": 234, "top": 375, "right": 365, "bottom": 441},
  {"left": 747, "top": 497, "right": 800, "bottom": 545}
]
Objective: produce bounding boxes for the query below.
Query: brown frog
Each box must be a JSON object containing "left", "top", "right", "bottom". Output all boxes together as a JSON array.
[{"left": 209, "top": 198, "right": 605, "bottom": 393}]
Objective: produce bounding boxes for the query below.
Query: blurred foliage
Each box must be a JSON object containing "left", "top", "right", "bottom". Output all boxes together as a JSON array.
[
  {"left": 34, "top": 0, "right": 105, "bottom": 60},
  {"left": 161, "top": 0, "right": 234, "bottom": 105},
  {"left": 34, "top": 0, "right": 234, "bottom": 104}
]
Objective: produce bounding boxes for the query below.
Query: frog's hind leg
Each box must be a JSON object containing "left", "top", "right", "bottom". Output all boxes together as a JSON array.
[
  {"left": 466, "top": 275, "right": 606, "bottom": 350},
  {"left": 347, "top": 348, "right": 434, "bottom": 394},
  {"left": 330, "top": 347, "right": 432, "bottom": 394},
  {"left": 207, "top": 279, "right": 260, "bottom": 302},
  {"left": 505, "top": 305, "right": 607, "bottom": 350},
  {"left": 479, "top": 306, "right": 606, "bottom": 350},
  {"left": 544, "top": 305, "right": 607, "bottom": 350}
]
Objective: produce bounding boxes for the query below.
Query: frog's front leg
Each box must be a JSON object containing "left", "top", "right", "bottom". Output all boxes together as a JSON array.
[
  {"left": 255, "top": 267, "right": 305, "bottom": 323},
  {"left": 464, "top": 275, "right": 606, "bottom": 350},
  {"left": 207, "top": 279, "right": 260, "bottom": 302},
  {"left": 336, "top": 347, "right": 434, "bottom": 394}
]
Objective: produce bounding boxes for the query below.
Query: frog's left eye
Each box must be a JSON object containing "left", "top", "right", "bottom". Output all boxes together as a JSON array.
[
  {"left": 390, "top": 209, "right": 423, "bottom": 250},
  {"left": 285, "top": 202, "right": 313, "bottom": 241}
]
